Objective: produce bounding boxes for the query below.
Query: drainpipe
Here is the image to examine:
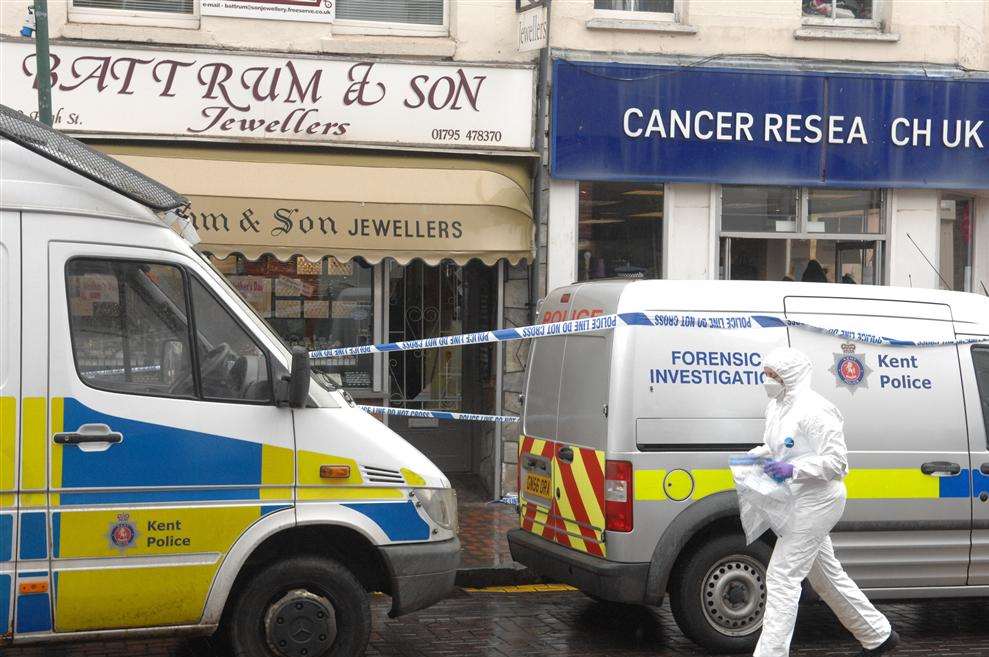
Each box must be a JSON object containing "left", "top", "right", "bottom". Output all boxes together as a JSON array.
[
  {"left": 529, "top": 0, "right": 551, "bottom": 323},
  {"left": 33, "top": 0, "right": 53, "bottom": 126}
]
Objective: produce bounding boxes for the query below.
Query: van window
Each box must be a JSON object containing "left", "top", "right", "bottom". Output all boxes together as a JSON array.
[
  {"left": 557, "top": 335, "right": 610, "bottom": 450},
  {"left": 66, "top": 259, "right": 272, "bottom": 403},
  {"left": 190, "top": 277, "right": 272, "bottom": 402},
  {"left": 67, "top": 260, "right": 195, "bottom": 398},
  {"left": 971, "top": 347, "right": 989, "bottom": 447}
]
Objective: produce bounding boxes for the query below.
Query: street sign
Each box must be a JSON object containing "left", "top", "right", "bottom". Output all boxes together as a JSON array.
[{"left": 518, "top": 5, "right": 547, "bottom": 52}]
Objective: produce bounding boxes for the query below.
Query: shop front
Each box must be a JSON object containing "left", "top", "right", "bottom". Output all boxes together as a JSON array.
[
  {"left": 547, "top": 58, "right": 989, "bottom": 294},
  {"left": 2, "top": 39, "right": 536, "bottom": 494},
  {"left": 101, "top": 144, "right": 531, "bottom": 478}
]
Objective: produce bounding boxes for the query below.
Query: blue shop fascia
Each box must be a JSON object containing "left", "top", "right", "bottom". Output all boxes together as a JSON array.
[{"left": 545, "top": 54, "right": 989, "bottom": 293}]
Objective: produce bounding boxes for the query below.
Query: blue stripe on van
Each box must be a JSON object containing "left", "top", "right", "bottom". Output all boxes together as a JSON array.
[
  {"left": 344, "top": 502, "right": 430, "bottom": 542},
  {"left": 939, "top": 470, "right": 970, "bottom": 498},
  {"left": 0, "top": 515, "right": 12, "bottom": 562},
  {"left": 15, "top": 592, "right": 51, "bottom": 633},
  {"left": 18, "top": 513, "right": 46, "bottom": 560},
  {"left": 0, "top": 574, "right": 10, "bottom": 634},
  {"left": 60, "top": 398, "right": 263, "bottom": 491}
]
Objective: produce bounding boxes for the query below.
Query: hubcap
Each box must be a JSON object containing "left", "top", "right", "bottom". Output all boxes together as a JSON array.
[
  {"left": 700, "top": 554, "right": 766, "bottom": 637},
  {"left": 264, "top": 589, "right": 337, "bottom": 657}
]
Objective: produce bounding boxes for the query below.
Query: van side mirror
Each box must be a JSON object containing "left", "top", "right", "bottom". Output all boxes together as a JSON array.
[{"left": 277, "top": 347, "right": 311, "bottom": 408}]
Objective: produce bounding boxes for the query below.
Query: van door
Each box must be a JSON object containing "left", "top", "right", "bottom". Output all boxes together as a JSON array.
[
  {"left": 520, "top": 283, "right": 621, "bottom": 558},
  {"left": 963, "top": 341, "right": 989, "bottom": 584},
  {"left": 43, "top": 239, "right": 295, "bottom": 634},
  {"left": 1, "top": 210, "right": 21, "bottom": 638},
  {"left": 785, "top": 296, "right": 970, "bottom": 587}
]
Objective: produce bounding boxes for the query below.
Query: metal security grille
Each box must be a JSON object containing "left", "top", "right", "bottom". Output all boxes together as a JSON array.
[
  {"left": 336, "top": 0, "right": 443, "bottom": 25},
  {"left": 0, "top": 103, "right": 188, "bottom": 211},
  {"left": 72, "top": 0, "right": 194, "bottom": 14}
]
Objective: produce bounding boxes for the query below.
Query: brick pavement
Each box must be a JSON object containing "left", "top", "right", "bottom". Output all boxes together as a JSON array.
[
  {"left": 6, "top": 588, "right": 989, "bottom": 657},
  {"left": 449, "top": 474, "right": 517, "bottom": 569}
]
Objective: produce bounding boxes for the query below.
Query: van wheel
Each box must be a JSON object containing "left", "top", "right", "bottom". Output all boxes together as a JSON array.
[
  {"left": 670, "top": 533, "right": 771, "bottom": 654},
  {"left": 225, "top": 556, "right": 371, "bottom": 657}
]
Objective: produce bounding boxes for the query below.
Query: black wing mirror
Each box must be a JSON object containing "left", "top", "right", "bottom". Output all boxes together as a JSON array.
[{"left": 277, "top": 347, "right": 311, "bottom": 408}]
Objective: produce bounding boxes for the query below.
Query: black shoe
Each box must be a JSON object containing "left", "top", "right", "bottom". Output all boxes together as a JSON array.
[{"left": 858, "top": 630, "right": 899, "bottom": 655}]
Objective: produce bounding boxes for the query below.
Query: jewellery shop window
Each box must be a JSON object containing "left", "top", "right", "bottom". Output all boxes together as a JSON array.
[
  {"left": 209, "top": 254, "right": 375, "bottom": 391},
  {"left": 719, "top": 186, "right": 886, "bottom": 285},
  {"left": 578, "top": 181, "right": 664, "bottom": 281}
]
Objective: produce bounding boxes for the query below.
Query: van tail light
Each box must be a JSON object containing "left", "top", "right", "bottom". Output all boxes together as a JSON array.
[{"left": 604, "top": 460, "right": 633, "bottom": 533}]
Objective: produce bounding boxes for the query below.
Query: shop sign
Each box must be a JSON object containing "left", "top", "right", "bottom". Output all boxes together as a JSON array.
[
  {"left": 201, "top": 0, "right": 334, "bottom": 23},
  {"left": 552, "top": 59, "right": 989, "bottom": 189},
  {"left": 0, "top": 40, "right": 534, "bottom": 151},
  {"left": 517, "top": 6, "right": 547, "bottom": 52}
]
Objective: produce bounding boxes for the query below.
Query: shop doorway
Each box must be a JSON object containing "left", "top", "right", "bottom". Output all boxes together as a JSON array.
[
  {"left": 939, "top": 195, "right": 975, "bottom": 292},
  {"left": 385, "top": 260, "right": 498, "bottom": 473}
]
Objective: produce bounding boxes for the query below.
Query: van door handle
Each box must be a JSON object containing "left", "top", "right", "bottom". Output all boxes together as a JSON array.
[
  {"left": 921, "top": 461, "right": 961, "bottom": 476},
  {"left": 557, "top": 446, "right": 574, "bottom": 464},
  {"left": 53, "top": 424, "right": 123, "bottom": 445}
]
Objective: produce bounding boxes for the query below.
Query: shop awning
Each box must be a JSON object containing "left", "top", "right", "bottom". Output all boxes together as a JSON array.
[{"left": 99, "top": 145, "right": 533, "bottom": 266}]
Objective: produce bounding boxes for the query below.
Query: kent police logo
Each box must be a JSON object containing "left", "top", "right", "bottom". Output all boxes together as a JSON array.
[
  {"left": 108, "top": 513, "right": 138, "bottom": 551},
  {"left": 830, "top": 343, "right": 871, "bottom": 392}
]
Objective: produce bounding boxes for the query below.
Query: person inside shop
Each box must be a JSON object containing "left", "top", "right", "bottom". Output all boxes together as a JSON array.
[
  {"left": 841, "top": 273, "right": 857, "bottom": 284},
  {"left": 801, "top": 260, "right": 829, "bottom": 283}
]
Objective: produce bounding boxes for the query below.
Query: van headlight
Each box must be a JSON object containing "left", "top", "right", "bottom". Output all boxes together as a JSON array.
[{"left": 412, "top": 488, "right": 458, "bottom": 532}]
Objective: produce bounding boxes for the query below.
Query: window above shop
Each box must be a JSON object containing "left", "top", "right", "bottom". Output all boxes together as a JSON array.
[
  {"left": 587, "top": 0, "right": 697, "bottom": 35},
  {"left": 334, "top": 0, "right": 448, "bottom": 36},
  {"left": 721, "top": 186, "right": 884, "bottom": 236},
  {"left": 69, "top": 0, "right": 199, "bottom": 28},
  {"left": 796, "top": 0, "right": 899, "bottom": 42}
]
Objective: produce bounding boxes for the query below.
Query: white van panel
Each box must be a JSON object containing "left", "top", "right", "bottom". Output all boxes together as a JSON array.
[
  {"left": 636, "top": 418, "right": 764, "bottom": 449},
  {"left": 785, "top": 296, "right": 953, "bottom": 321},
  {"left": 629, "top": 314, "right": 787, "bottom": 428}
]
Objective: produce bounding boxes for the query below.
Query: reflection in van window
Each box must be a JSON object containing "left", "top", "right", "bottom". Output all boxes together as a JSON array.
[
  {"left": 66, "top": 260, "right": 195, "bottom": 398},
  {"left": 971, "top": 347, "right": 989, "bottom": 447},
  {"left": 190, "top": 277, "right": 272, "bottom": 402}
]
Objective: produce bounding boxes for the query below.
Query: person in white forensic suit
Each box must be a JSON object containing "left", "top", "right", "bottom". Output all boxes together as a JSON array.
[{"left": 750, "top": 347, "right": 899, "bottom": 657}]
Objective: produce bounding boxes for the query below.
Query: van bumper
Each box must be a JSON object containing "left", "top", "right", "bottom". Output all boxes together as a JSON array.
[
  {"left": 379, "top": 537, "right": 460, "bottom": 618},
  {"left": 507, "top": 529, "right": 650, "bottom": 603}
]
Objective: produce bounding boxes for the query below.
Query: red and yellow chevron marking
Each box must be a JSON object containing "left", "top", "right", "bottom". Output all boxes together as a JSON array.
[{"left": 519, "top": 436, "right": 606, "bottom": 558}]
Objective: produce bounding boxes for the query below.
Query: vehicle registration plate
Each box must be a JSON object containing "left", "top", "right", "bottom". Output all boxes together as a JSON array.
[{"left": 524, "top": 473, "right": 552, "bottom": 499}]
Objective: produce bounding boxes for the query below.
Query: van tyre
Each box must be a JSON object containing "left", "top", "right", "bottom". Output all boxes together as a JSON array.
[
  {"left": 670, "top": 533, "right": 772, "bottom": 654},
  {"left": 225, "top": 556, "right": 371, "bottom": 657}
]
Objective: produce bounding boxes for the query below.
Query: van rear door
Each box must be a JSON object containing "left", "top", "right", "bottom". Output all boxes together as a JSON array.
[
  {"left": 785, "top": 296, "right": 971, "bottom": 588},
  {"left": 520, "top": 283, "right": 621, "bottom": 558}
]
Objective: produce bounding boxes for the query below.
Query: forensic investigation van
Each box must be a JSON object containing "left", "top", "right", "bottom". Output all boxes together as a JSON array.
[
  {"left": 508, "top": 278, "right": 989, "bottom": 653},
  {"left": 0, "top": 107, "right": 459, "bottom": 656}
]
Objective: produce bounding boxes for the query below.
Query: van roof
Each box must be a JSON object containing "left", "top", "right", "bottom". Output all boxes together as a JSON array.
[
  {"left": 565, "top": 279, "right": 989, "bottom": 329},
  {"left": 0, "top": 139, "right": 162, "bottom": 225}
]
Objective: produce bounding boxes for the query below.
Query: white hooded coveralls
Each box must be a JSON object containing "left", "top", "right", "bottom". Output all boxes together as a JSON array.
[{"left": 751, "top": 348, "right": 891, "bottom": 657}]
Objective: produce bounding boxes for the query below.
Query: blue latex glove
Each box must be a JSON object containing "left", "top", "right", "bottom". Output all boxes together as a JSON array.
[{"left": 763, "top": 460, "right": 795, "bottom": 483}]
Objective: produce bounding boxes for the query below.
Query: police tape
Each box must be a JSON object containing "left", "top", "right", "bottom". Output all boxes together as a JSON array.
[
  {"left": 311, "top": 311, "right": 987, "bottom": 359},
  {"left": 358, "top": 405, "right": 519, "bottom": 424}
]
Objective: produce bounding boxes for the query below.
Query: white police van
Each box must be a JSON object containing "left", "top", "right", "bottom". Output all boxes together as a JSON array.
[
  {"left": 0, "top": 106, "right": 458, "bottom": 656},
  {"left": 509, "top": 278, "right": 989, "bottom": 653}
]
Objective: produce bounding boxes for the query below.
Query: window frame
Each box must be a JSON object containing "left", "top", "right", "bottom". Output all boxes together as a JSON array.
[
  {"left": 970, "top": 345, "right": 989, "bottom": 450},
  {"left": 65, "top": 256, "right": 276, "bottom": 406},
  {"left": 68, "top": 0, "right": 200, "bottom": 29},
  {"left": 717, "top": 186, "right": 889, "bottom": 284},
  {"left": 591, "top": 0, "right": 685, "bottom": 24},
  {"left": 800, "top": 0, "right": 885, "bottom": 31},
  {"left": 332, "top": 0, "right": 449, "bottom": 37}
]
